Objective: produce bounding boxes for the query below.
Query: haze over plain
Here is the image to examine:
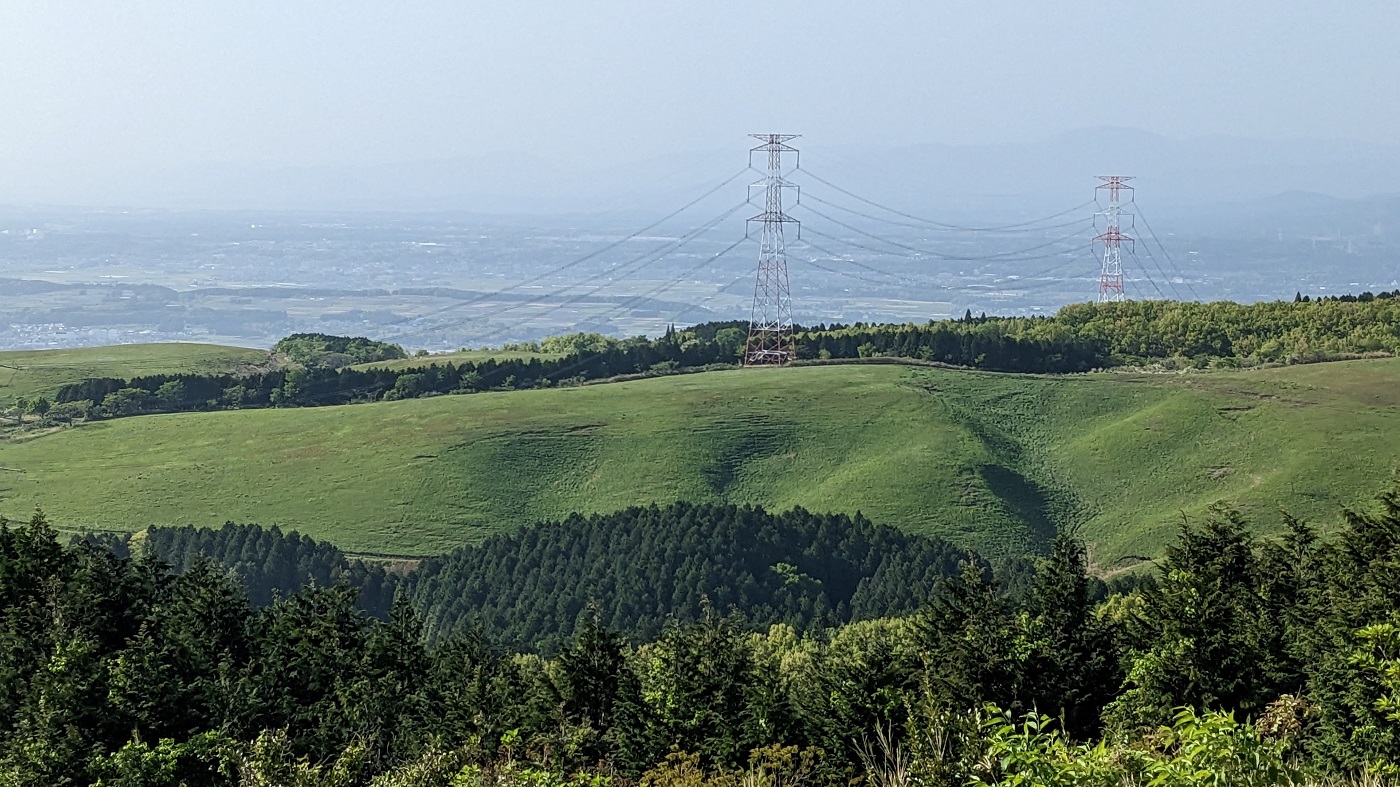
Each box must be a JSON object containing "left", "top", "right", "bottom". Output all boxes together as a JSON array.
[
  {"left": 2, "top": 1, "right": 1399, "bottom": 213},
  {"left": 2, "top": 2, "right": 1399, "bottom": 350}
]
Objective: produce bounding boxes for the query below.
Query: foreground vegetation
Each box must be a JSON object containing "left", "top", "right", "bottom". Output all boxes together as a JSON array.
[
  {"left": 4, "top": 358, "right": 1399, "bottom": 562},
  {"left": 3, "top": 481, "right": 1399, "bottom": 785}
]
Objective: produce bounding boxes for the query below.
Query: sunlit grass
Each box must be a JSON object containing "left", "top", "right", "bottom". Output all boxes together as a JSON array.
[
  {"left": 1, "top": 357, "right": 1397, "bottom": 562},
  {"left": 0, "top": 343, "right": 269, "bottom": 402}
]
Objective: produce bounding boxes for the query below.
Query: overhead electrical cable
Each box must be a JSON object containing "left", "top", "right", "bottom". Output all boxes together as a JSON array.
[
  {"left": 386, "top": 199, "right": 751, "bottom": 341},
  {"left": 668, "top": 270, "right": 755, "bottom": 325},
  {"left": 1127, "top": 247, "right": 1178, "bottom": 300},
  {"left": 799, "top": 225, "right": 1079, "bottom": 278},
  {"left": 470, "top": 235, "right": 752, "bottom": 348},
  {"left": 795, "top": 168, "right": 1097, "bottom": 232},
  {"left": 1125, "top": 248, "right": 1168, "bottom": 299},
  {"left": 794, "top": 253, "right": 920, "bottom": 290},
  {"left": 479, "top": 237, "right": 754, "bottom": 375},
  {"left": 1132, "top": 204, "right": 1202, "bottom": 301},
  {"left": 798, "top": 190, "right": 1093, "bottom": 235},
  {"left": 976, "top": 254, "right": 1093, "bottom": 292},
  {"left": 379, "top": 166, "right": 755, "bottom": 335},
  {"left": 799, "top": 225, "right": 930, "bottom": 260},
  {"left": 791, "top": 237, "right": 949, "bottom": 290},
  {"left": 798, "top": 204, "right": 1090, "bottom": 263},
  {"left": 1138, "top": 240, "right": 1193, "bottom": 301}
]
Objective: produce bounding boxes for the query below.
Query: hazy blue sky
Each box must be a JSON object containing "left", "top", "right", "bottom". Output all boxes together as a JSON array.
[{"left": 2, "top": 1, "right": 1397, "bottom": 202}]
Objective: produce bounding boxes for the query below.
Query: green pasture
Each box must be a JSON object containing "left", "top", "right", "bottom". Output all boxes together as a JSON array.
[
  {"left": 1, "top": 358, "right": 1396, "bottom": 563},
  {"left": 0, "top": 343, "right": 270, "bottom": 403}
]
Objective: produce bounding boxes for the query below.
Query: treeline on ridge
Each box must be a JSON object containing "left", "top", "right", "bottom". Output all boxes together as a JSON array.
[
  {"left": 45, "top": 294, "right": 1400, "bottom": 421},
  {"left": 97, "top": 524, "right": 402, "bottom": 614},
  {"left": 78, "top": 503, "right": 974, "bottom": 651}
]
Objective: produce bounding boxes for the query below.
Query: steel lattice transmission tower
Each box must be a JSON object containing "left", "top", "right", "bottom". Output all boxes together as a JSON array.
[
  {"left": 1093, "top": 176, "right": 1134, "bottom": 303},
  {"left": 744, "top": 134, "right": 800, "bottom": 366}
]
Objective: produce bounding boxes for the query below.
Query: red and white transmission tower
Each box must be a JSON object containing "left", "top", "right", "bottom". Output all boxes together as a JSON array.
[
  {"left": 1093, "top": 176, "right": 1134, "bottom": 303},
  {"left": 744, "top": 134, "right": 800, "bottom": 366}
]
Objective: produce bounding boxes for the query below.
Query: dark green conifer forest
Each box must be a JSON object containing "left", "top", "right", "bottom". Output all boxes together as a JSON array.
[
  {"left": 2, "top": 484, "right": 1400, "bottom": 784},
  {"left": 89, "top": 504, "right": 974, "bottom": 652}
]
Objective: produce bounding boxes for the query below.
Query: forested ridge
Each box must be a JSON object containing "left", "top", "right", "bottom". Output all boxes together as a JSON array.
[
  {"left": 143, "top": 523, "right": 400, "bottom": 613},
  {"left": 3, "top": 482, "right": 1400, "bottom": 784},
  {"left": 85, "top": 505, "right": 976, "bottom": 652},
  {"left": 38, "top": 293, "right": 1400, "bottom": 423},
  {"left": 400, "top": 503, "right": 969, "bottom": 650}
]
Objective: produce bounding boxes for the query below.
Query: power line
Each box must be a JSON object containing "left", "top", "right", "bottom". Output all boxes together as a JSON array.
[
  {"left": 379, "top": 166, "right": 755, "bottom": 336},
  {"left": 1132, "top": 203, "right": 1202, "bottom": 301},
  {"left": 800, "top": 225, "right": 1083, "bottom": 295},
  {"left": 795, "top": 167, "right": 1097, "bottom": 232},
  {"left": 1127, "top": 247, "right": 1176, "bottom": 300},
  {"left": 800, "top": 224, "right": 925, "bottom": 260},
  {"left": 1127, "top": 249, "right": 1168, "bottom": 299},
  {"left": 791, "top": 236, "right": 949, "bottom": 290},
  {"left": 668, "top": 269, "right": 755, "bottom": 325},
  {"left": 801, "top": 227, "right": 1091, "bottom": 306},
  {"left": 794, "top": 252, "right": 919, "bottom": 291},
  {"left": 385, "top": 199, "right": 751, "bottom": 342},
  {"left": 972, "top": 252, "right": 1093, "bottom": 293},
  {"left": 1138, "top": 240, "right": 1192, "bottom": 301},
  {"left": 798, "top": 189, "right": 1094, "bottom": 235},
  {"left": 515, "top": 231, "right": 756, "bottom": 338},
  {"left": 481, "top": 236, "right": 754, "bottom": 377},
  {"left": 798, "top": 204, "right": 1090, "bottom": 263}
]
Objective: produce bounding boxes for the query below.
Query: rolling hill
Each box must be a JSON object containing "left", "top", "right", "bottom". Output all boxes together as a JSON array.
[
  {"left": 1, "top": 358, "right": 1397, "bottom": 564},
  {"left": 0, "top": 343, "right": 271, "bottom": 403}
]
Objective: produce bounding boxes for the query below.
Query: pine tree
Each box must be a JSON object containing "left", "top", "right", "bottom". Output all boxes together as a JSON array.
[
  {"left": 1022, "top": 533, "right": 1121, "bottom": 739},
  {"left": 913, "top": 559, "right": 1019, "bottom": 712},
  {"left": 1105, "top": 506, "right": 1274, "bottom": 731}
]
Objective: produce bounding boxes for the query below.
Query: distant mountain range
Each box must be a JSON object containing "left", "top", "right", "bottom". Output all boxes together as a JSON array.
[
  {"left": 3, "top": 128, "right": 1399, "bottom": 234},
  {"left": 807, "top": 129, "right": 1400, "bottom": 235}
]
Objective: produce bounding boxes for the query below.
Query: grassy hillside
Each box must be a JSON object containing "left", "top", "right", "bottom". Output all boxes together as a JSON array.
[
  {"left": 1, "top": 360, "right": 1396, "bottom": 563},
  {"left": 0, "top": 343, "right": 270, "bottom": 402},
  {"left": 938, "top": 361, "right": 1400, "bottom": 568}
]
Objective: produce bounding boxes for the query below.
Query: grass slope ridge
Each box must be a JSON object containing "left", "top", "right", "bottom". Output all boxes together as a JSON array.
[
  {"left": 2, "top": 361, "right": 1397, "bottom": 562},
  {"left": 0, "top": 343, "right": 269, "bottom": 402}
]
